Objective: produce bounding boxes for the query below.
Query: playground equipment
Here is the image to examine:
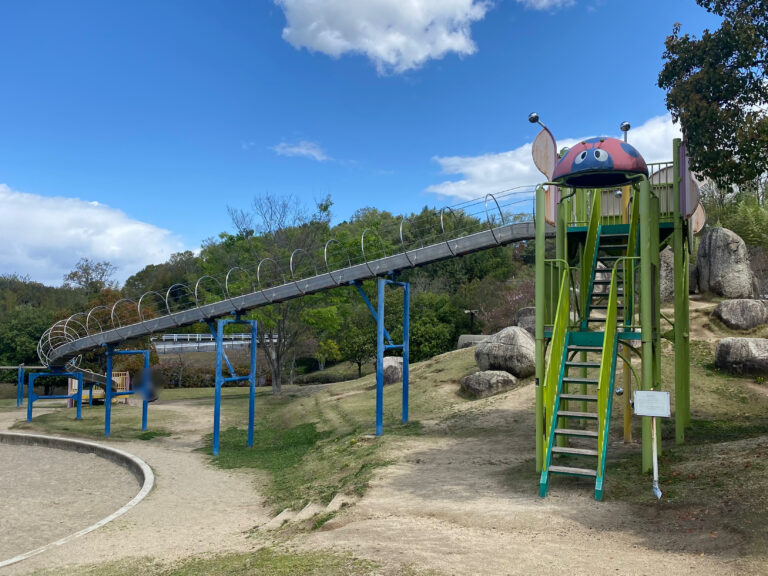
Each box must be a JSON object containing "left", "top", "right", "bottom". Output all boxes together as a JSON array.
[
  {"left": 531, "top": 117, "right": 697, "bottom": 500},
  {"left": 68, "top": 371, "right": 129, "bottom": 405},
  {"left": 32, "top": 191, "right": 542, "bottom": 448}
]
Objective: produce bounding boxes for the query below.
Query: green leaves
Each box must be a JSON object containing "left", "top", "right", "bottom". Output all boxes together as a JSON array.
[{"left": 658, "top": 0, "right": 768, "bottom": 187}]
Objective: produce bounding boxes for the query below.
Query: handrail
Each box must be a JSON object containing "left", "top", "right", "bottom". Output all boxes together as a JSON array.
[
  {"left": 543, "top": 258, "right": 577, "bottom": 328},
  {"left": 541, "top": 270, "right": 570, "bottom": 473},
  {"left": 623, "top": 187, "right": 641, "bottom": 327},
  {"left": 581, "top": 192, "right": 602, "bottom": 326}
]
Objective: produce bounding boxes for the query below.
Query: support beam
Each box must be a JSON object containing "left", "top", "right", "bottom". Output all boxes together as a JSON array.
[
  {"left": 106, "top": 347, "right": 151, "bottom": 437},
  {"left": 535, "top": 186, "right": 546, "bottom": 472},
  {"left": 27, "top": 371, "right": 83, "bottom": 422},
  {"left": 211, "top": 316, "right": 258, "bottom": 455},
  {"left": 376, "top": 279, "right": 385, "bottom": 436},
  {"left": 358, "top": 277, "right": 410, "bottom": 436},
  {"left": 639, "top": 178, "right": 654, "bottom": 473},
  {"left": 672, "top": 138, "right": 691, "bottom": 442}
]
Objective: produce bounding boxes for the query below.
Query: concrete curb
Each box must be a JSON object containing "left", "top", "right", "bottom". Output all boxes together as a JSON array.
[{"left": 0, "top": 432, "right": 154, "bottom": 569}]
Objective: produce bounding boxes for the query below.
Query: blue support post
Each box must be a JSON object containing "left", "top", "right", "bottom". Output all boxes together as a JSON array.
[
  {"left": 105, "top": 347, "right": 152, "bottom": 436},
  {"left": 376, "top": 278, "right": 385, "bottom": 436},
  {"left": 141, "top": 351, "right": 149, "bottom": 431},
  {"left": 356, "top": 277, "right": 410, "bottom": 436},
  {"left": 207, "top": 321, "right": 237, "bottom": 377},
  {"left": 356, "top": 282, "right": 394, "bottom": 345},
  {"left": 213, "top": 319, "right": 224, "bottom": 456},
  {"left": 17, "top": 365, "right": 24, "bottom": 407},
  {"left": 248, "top": 320, "right": 258, "bottom": 448},
  {"left": 26, "top": 375, "right": 33, "bottom": 421},
  {"left": 75, "top": 373, "right": 83, "bottom": 421},
  {"left": 27, "top": 371, "right": 83, "bottom": 421},
  {"left": 105, "top": 346, "right": 114, "bottom": 437},
  {"left": 211, "top": 316, "right": 259, "bottom": 455},
  {"left": 402, "top": 282, "right": 410, "bottom": 424}
]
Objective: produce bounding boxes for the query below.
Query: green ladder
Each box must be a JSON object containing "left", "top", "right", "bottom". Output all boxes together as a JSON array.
[
  {"left": 539, "top": 330, "right": 619, "bottom": 500},
  {"left": 583, "top": 224, "right": 631, "bottom": 331}
]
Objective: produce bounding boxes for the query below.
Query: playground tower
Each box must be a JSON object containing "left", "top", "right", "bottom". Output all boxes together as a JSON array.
[{"left": 533, "top": 124, "right": 694, "bottom": 500}]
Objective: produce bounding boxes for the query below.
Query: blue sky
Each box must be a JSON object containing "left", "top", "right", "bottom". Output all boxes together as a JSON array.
[{"left": 0, "top": 0, "right": 720, "bottom": 284}]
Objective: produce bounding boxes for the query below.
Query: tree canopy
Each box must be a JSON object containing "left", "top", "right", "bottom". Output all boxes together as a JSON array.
[{"left": 658, "top": 0, "right": 768, "bottom": 188}]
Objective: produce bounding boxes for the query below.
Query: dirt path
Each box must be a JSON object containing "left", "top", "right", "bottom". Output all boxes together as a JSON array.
[
  {"left": 302, "top": 384, "right": 751, "bottom": 576},
  {"left": 1, "top": 404, "right": 271, "bottom": 576},
  {"left": 1, "top": 372, "right": 763, "bottom": 575}
]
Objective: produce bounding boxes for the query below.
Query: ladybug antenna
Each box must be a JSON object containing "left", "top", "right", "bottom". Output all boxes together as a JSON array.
[
  {"left": 528, "top": 112, "right": 546, "bottom": 129},
  {"left": 620, "top": 121, "right": 631, "bottom": 142}
]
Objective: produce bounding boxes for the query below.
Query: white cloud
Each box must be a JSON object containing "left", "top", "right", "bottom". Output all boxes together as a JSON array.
[
  {"left": 0, "top": 184, "right": 185, "bottom": 285},
  {"left": 426, "top": 114, "right": 683, "bottom": 199},
  {"left": 274, "top": 0, "right": 491, "bottom": 74},
  {"left": 516, "top": 0, "right": 575, "bottom": 10},
  {"left": 271, "top": 140, "right": 330, "bottom": 162}
]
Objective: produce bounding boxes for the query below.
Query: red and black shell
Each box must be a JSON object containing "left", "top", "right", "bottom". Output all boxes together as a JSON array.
[{"left": 552, "top": 137, "right": 648, "bottom": 188}]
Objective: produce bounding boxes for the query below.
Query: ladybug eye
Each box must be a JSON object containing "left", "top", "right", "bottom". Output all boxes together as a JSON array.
[
  {"left": 593, "top": 149, "right": 609, "bottom": 162},
  {"left": 574, "top": 150, "right": 589, "bottom": 165}
]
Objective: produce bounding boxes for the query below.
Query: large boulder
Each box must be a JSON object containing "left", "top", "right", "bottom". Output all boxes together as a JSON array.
[
  {"left": 456, "top": 335, "right": 489, "bottom": 349},
  {"left": 474, "top": 326, "right": 535, "bottom": 378},
  {"left": 460, "top": 370, "right": 519, "bottom": 399},
  {"left": 697, "top": 228, "right": 758, "bottom": 298},
  {"left": 514, "top": 307, "right": 536, "bottom": 336},
  {"left": 382, "top": 357, "right": 403, "bottom": 385},
  {"left": 715, "top": 338, "right": 768, "bottom": 375},
  {"left": 660, "top": 246, "right": 675, "bottom": 302},
  {"left": 712, "top": 299, "right": 768, "bottom": 331}
]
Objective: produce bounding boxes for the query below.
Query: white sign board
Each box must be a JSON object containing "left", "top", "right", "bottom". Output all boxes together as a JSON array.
[{"left": 633, "top": 391, "right": 671, "bottom": 418}]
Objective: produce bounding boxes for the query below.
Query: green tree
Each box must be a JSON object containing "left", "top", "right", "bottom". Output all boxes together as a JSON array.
[
  {"left": 63, "top": 258, "right": 118, "bottom": 296},
  {"left": 204, "top": 193, "right": 333, "bottom": 393},
  {"left": 0, "top": 306, "right": 54, "bottom": 365},
  {"left": 658, "top": 0, "right": 768, "bottom": 188},
  {"left": 340, "top": 324, "right": 375, "bottom": 378},
  {"left": 314, "top": 339, "right": 342, "bottom": 371}
]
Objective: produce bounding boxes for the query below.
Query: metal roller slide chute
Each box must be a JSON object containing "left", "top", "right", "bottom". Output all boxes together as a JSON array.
[{"left": 41, "top": 215, "right": 546, "bottom": 369}]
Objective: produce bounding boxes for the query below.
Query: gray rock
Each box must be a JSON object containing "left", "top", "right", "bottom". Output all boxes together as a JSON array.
[
  {"left": 460, "top": 370, "right": 519, "bottom": 399},
  {"left": 697, "top": 228, "right": 758, "bottom": 298},
  {"left": 712, "top": 299, "right": 768, "bottom": 331},
  {"left": 715, "top": 337, "right": 768, "bottom": 375},
  {"left": 474, "top": 326, "right": 535, "bottom": 378},
  {"left": 660, "top": 246, "right": 675, "bottom": 302},
  {"left": 514, "top": 307, "right": 536, "bottom": 336},
  {"left": 456, "top": 335, "right": 489, "bottom": 349},
  {"left": 382, "top": 356, "right": 403, "bottom": 385},
  {"left": 593, "top": 262, "right": 609, "bottom": 295}
]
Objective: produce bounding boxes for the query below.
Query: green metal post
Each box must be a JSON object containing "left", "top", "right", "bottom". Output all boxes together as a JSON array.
[
  {"left": 535, "top": 185, "right": 546, "bottom": 473},
  {"left": 639, "top": 178, "right": 654, "bottom": 473},
  {"left": 555, "top": 193, "right": 568, "bottom": 446},
  {"left": 652, "top": 195, "right": 663, "bottom": 456},
  {"left": 683, "top": 244, "right": 691, "bottom": 426},
  {"left": 672, "top": 138, "right": 688, "bottom": 444}
]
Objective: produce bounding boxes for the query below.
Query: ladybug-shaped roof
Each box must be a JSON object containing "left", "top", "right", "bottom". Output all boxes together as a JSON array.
[{"left": 552, "top": 137, "right": 648, "bottom": 188}]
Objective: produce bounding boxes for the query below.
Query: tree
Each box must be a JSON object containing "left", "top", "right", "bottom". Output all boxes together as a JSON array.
[
  {"left": 302, "top": 304, "right": 342, "bottom": 370},
  {"left": 314, "top": 339, "right": 341, "bottom": 371},
  {"left": 204, "top": 193, "right": 333, "bottom": 394},
  {"left": 63, "top": 258, "right": 117, "bottom": 296},
  {"left": 340, "top": 324, "right": 375, "bottom": 378},
  {"left": 0, "top": 305, "right": 54, "bottom": 365},
  {"left": 124, "top": 251, "right": 201, "bottom": 296},
  {"left": 658, "top": 0, "right": 768, "bottom": 188}
]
